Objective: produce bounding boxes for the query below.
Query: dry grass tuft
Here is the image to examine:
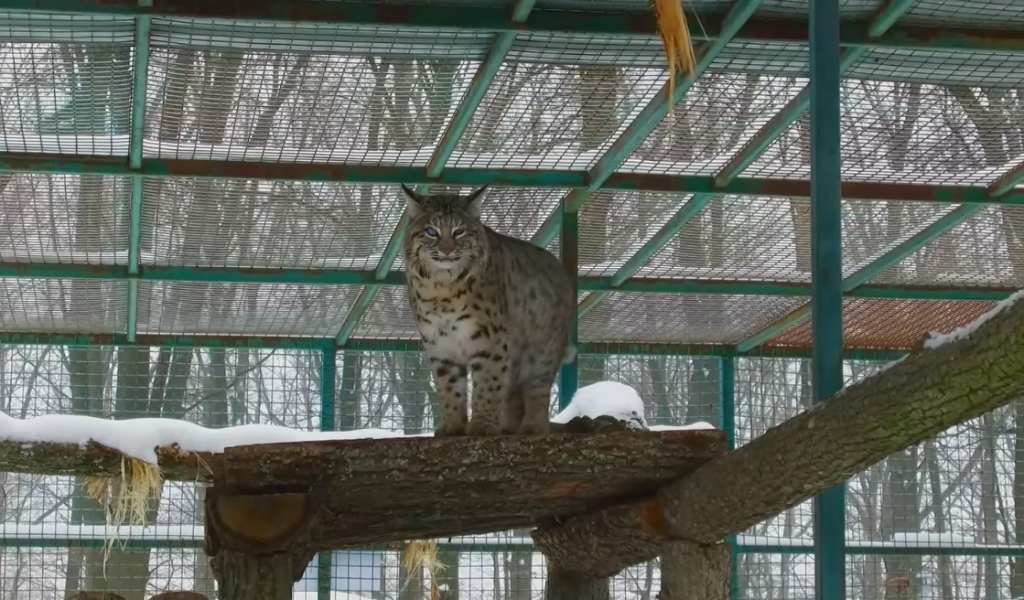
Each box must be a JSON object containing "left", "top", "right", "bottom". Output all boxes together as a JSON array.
[
  {"left": 84, "top": 457, "right": 164, "bottom": 579},
  {"left": 654, "top": 0, "right": 697, "bottom": 118},
  {"left": 402, "top": 539, "right": 447, "bottom": 600}
]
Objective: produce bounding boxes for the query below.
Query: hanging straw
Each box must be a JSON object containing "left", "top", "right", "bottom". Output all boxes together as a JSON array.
[{"left": 654, "top": 0, "right": 697, "bottom": 118}]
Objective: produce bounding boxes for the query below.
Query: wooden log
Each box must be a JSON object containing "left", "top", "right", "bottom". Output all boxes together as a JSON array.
[
  {"left": 0, "top": 426, "right": 724, "bottom": 548},
  {"left": 203, "top": 487, "right": 318, "bottom": 600},
  {"left": 660, "top": 541, "right": 731, "bottom": 600},
  {"left": 534, "top": 292, "right": 1024, "bottom": 576}
]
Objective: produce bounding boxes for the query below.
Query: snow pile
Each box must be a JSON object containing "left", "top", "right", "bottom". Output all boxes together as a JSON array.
[
  {"left": 0, "top": 411, "right": 418, "bottom": 465},
  {"left": 553, "top": 381, "right": 649, "bottom": 429},
  {"left": 552, "top": 381, "right": 716, "bottom": 432},
  {"left": 924, "top": 288, "right": 1024, "bottom": 349}
]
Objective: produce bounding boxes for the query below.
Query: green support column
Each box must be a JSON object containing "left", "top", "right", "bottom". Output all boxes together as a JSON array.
[
  {"left": 810, "top": 0, "right": 846, "bottom": 597},
  {"left": 719, "top": 357, "right": 740, "bottom": 600},
  {"left": 126, "top": 10, "right": 151, "bottom": 342},
  {"left": 559, "top": 202, "right": 579, "bottom": 409},
  {"left": 318, "top": 343, "right": 337, "bottom": 600}
]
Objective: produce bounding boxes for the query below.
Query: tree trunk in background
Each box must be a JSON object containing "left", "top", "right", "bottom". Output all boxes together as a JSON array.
[
  {"left": 924, "top": 439, "right": 953, "bottom": 600},
  {"left": 981, "top": 413, "right": 1000, "bottom": 600},
  {"left": 337, "top": 352, "right": 362, "bottom": 431},
  {"left": 1014, "top": 398, "right": 1024, "bottom": 598},
  {"left": 646, "top": 357, "right": 673, "bottom": 424},
  {"left": 881, "top": 447, "right": 921, "bottom": 600}
]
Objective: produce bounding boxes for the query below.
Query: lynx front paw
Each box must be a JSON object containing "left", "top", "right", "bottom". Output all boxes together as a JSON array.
[
  {"left": 435, "top": 421, "right": 467, "bottom": 437},
  {"left": 467, "top": 418, "right": 500, "bottom": 436},
  {"left": 518, "top": 415, "right": 551, "bottom": 435}
]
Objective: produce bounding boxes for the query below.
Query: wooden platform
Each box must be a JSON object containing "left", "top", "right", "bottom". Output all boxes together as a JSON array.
[{"left": 0, "top": 427, "right": 727, "bottom": 549}]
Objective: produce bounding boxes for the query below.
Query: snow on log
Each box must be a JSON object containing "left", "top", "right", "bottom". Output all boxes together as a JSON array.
[{"left": 533, "top": 290, "right": 1024, "bottom": 577}]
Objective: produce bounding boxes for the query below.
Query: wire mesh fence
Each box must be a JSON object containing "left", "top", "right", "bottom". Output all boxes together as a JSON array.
[{"left": 0, "top": 346, "right": 1020, "bottom": 599}]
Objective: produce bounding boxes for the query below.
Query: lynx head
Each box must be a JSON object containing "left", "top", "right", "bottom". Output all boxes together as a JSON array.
[{"left": 401, "top": 184, "right": 490, "bottom": 274}]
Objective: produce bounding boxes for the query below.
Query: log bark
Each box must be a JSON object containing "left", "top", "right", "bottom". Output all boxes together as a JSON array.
[
  {"left": 204, "top": 487, "right": 317, "bottom": 600},
  {"left": 0, "top": 426, "right": 723, "bottom": 550},
  {"left": 216, "top": 429, "right": 724, "bottom": 547},
  {"left": 210, "top": 548, "right": 314, "bottom": 600},
  {"left": 659, "top": 542, "right": 731, "bottom": 600},
  {"left": 545, "top": 568, "right": 610, "bottom": 600},
  {"left": 535, "top": 292, "right": 1024, "bottom": 575}
]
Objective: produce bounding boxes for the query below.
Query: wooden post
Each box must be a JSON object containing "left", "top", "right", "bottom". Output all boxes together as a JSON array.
[
  {"left": 545, "top": 566, "right": 610, "bottom": 600},
  {"left": 659, "top": 541, "right": 731, "bottom": 600},
  {"left": 203, "top": 487, "right": 319, "bottom": 600}
]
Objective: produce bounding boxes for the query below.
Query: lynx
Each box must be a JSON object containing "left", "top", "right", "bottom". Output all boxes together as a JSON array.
[{"left": 400, "top": 184, "right": 575, "bottom": 436}]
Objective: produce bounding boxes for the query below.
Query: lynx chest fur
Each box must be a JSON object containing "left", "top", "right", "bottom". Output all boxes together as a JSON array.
[{"left": 400, "top": 184, "right": 575, "bottom": 437}]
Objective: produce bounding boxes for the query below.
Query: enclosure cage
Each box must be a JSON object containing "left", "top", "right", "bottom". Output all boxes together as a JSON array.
[{"left": 0, "top": 0, "right": 1019, "bottom": 598}]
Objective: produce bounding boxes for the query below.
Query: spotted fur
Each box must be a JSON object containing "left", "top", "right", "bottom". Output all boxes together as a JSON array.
[{"left": 400, "top": 184, "right": 575, "bottom": 436}]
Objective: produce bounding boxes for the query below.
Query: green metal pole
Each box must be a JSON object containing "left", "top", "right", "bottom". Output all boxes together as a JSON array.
[
  {"left": 810, "top": 0, "right": 846, "bottom": 597},
  {"left": 559, "top": 202, "right": 579, "bottom": 409},
  {"left": 126, "top": 10, "right": 150, "bottom": 342},
  {"left": 318, "top": 344, "right": 337, "bottom": 600},
  {"left": 719, "top": 357, "right": 740, "bottom": 600}
]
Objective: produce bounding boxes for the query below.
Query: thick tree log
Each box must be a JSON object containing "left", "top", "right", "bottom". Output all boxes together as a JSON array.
[
  {"left": 216, "top": 429, "right": 724, "bottom": 547},
  {"left": 0, "top": 441, "right": 219, "bottom": 482},
  {"left": 659, "top": 542, "right": 731, "bottom": 600},
  {"left": 204, "top": 487, "right": 317, "bottom": 600},
  {"left": 534, "top": 292, "right": 1024, "bottom": 575},
  {"left": 0, "top": 426, "right": 724, "bottom": 550}
]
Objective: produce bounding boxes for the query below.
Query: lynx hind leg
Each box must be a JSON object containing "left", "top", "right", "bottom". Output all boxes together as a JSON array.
[
  {"left": 500, "top": 389, "right": 524, "bottom": 435},
  {"left": 519, "top": 378, "right": 554, "bottom": 435},
  {"left": 430, "top": 358, "right": 468, "bottom": 436},
  {"left": 466, "top": 351, "right": 510, "bottom": 436}
]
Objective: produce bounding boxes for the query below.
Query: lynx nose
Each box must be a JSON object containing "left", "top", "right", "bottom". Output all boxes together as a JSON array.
[{"left": 440, "top": 245, "right": 455, "bottom": 256}]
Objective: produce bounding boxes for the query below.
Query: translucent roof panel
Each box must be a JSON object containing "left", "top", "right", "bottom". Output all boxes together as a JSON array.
[
  {"left": 0, "top": 174, "right": 129, "bottom": 265},
  {"left": 142, "top": 179, "right": 404, "bottom": 270},
  {"left": 635, "top": 197, "right": 956, "bottom": 283},
  {"left": 900, "top": 0, "right": 1024, "bottom": 28},
  {"left": 743, "top": 78, "right": 1024, "bottom": 187},
  {"left": 0, "top": 279, "right": 127, "bottom": 334},
  {"left": 872, "top": 205, "right": 1024, "bottom": 289},
  {"left": 0, "top": 13, "right": 134, "bottom": 156},
  {"left": 138, "top": 282, "right": 363, "bottom": 337},
  {"left": 578, "top": 190, "right": 690, "bottom": 278},
  {"left": 448, "top": 33, "right": 668, "bottom": 171},
  {"left": 145, "top": 19, "right": 489, "bottom": 164},
  {"left": 579, "top": 293, "right": 807, "bottom": 344}
]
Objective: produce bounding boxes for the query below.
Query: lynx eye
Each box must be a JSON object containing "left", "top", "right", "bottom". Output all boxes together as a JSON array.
[
  {"left": 424, "top": 227, "right": 439, "bottom": 238},
  {"left": 452, "top": 229, "right": 466, "bottom": 238}
]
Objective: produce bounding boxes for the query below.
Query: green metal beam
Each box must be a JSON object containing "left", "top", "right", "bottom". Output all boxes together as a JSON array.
[
  {"left": 559, "top": 203, "right": 579, "bottom": 408},
  {"left": 576, "top": 194, "right": 713, "bottom": 317},
  {"left": 126, "top": 12, "right": 150, "bottom": 343},
  {"left": 0, "top": 332, "right": 910, "bottom": 360},
  {"left": 0, "top": 261, "right": 1015, "bottom": 301},
  {"left": 3, "top": 153, "right": 1022, "bottom": 206},
  {"left": 714, "top": 0, "right": 916, "bottom": 186},
  {"left": 317, "top": 343, "right": 336, "bottom": 600},
  {"left": 561, "top": 0, "right": 765, "bottom": 215},
  {"left": 3, "top": 0, "right": 1021, "bottom": 53}
]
